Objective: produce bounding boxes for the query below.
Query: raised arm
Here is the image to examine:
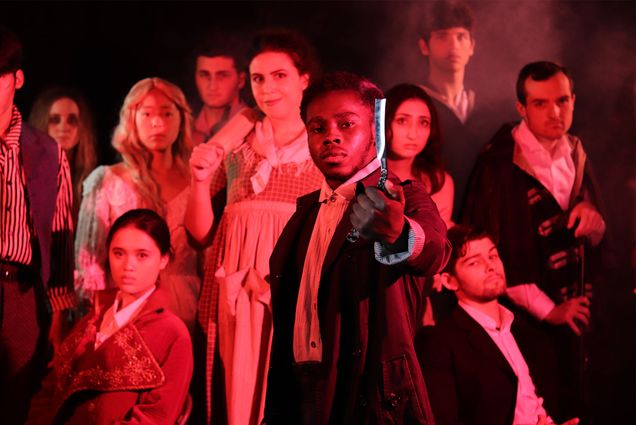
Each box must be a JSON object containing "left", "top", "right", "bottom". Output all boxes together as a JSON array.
[{"left": 184, "top": 142, "right": 225, "bottom": 246}]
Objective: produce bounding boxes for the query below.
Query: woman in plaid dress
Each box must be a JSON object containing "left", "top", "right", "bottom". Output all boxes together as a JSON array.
[{"left": 185, "top": 29, "right": 322, "bottom": 425}]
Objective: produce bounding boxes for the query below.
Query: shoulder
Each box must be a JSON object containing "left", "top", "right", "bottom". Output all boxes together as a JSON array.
[
  {"left": 472, "top": 124, "right": 518, "bottom": 172},
  {"left": 296, "top": 188, "right": 321, "bottom": 208},
  {"left": 20, "top": 123, "right": 59, "bottom": 156},
  {"left": 136, "top": 308, "right": 192, "bottom": 349},
  {"left": 21, "top": 123, "right": 55, "bottom": 146}
]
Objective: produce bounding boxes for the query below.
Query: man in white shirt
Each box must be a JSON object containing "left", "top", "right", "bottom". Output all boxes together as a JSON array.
[
  {"left": 264, "top": 71, "right": 451, "bottom": 425},
  {"left": 463, "top": 61, "right": 607, "bottom": 422},
  {"left": 421, "top": 224, "right": 579, "bottom": 425}
]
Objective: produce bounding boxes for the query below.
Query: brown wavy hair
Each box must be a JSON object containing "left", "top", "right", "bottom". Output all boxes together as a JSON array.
[{"left": 29, "top": 86, "right": 98, "bottom": 212}]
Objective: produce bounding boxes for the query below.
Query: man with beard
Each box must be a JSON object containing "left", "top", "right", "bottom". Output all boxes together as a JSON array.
[
  {"left": 462, "top": 61, "right": 607, "bottom": 422},
  {"left": 419, "top": 225, "right": 579, "bottom": 425}
]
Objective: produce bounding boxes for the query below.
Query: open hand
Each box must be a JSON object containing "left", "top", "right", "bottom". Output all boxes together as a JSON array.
[{"left": 545, "top": 296, "right": 590, "bottom": 335}]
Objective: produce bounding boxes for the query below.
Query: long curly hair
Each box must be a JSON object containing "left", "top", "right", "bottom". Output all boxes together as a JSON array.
[
  {"left": 112, "top": 77, "right": 193, "bottom": 216},
  {"left": 385, "top": 83, "right": 446, "bottom": 194},
  {"left": 29, "top": 86, "right": 98, "bottom": 210}
]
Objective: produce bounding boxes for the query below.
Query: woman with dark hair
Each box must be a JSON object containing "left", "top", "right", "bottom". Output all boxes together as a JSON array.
[
  {"left": 75, "top": 77, "right": 201, "bottom": 331},
  {"left": 185, "top": 28, "right": 323, "bottom": 425},
  {"left": 386, "top": 84, "right": 455, "bottom": 327},
  {"left": 385, "top": 83, "right": 454, "bottom": 228},
  {"left": 29, "top": 86, "right": 98, "bottom": 223},
  {"left": 26, "top": 209, "right": 193, "bottom": 425}
]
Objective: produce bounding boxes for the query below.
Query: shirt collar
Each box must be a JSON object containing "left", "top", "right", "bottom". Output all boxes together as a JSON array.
[
  {"left": 513, "top": 119, "right": 572, "bottom": 159},
  {"left": 318, "top": 158, "right": 380, "bottom": 203},
  {"left": 194, "top": 101, "right": 246, "bottom": 138},
  {"left": 1, "top": 105, "right": 22, "bottom": 149},
  {"left": 459, "top": 301, "right": 515, "bottom": 333},
  {"left": 112, "top": 286, "right": 156, "bottom": 328}
]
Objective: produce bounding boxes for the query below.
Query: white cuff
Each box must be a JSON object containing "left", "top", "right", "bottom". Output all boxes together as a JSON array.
[
  {"left": 374, "top": 217, "right": 425, "bottom": 265},
  {"left": 506, "top": 284, "right": 556, "bottom": 320}
]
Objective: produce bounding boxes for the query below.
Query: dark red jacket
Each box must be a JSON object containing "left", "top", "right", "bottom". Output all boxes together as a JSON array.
[
  {"left": 265, "top": 170, "right": 450, "bottom": 425},
  {"left": 27, "top": 289, "right": 193, "bottom": 425}
]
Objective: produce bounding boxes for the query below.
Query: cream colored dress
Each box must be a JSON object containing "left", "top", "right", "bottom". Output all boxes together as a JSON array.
[{"left": 74, "top": 165, "right": 201, "bottom": 331}]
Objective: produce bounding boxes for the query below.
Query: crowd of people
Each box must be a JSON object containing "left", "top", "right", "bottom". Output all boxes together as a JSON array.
[{"left": 0, "top": 1, "right": 622, "bottom": 424}]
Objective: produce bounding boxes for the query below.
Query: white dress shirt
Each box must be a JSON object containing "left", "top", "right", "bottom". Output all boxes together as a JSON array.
[
  {"left": 459, "top": 302, "right": 552, "bottom": 425},
  {"left": 95, "top": 286, "right": 156, "bottom": 349},
  {"left": 293, "top": 160, "right": 425, "bottom": 363}
]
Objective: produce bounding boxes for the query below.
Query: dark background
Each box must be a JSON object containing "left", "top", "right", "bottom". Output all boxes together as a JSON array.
[{"left": 3, "top": 1, "right": 635, "bottom": 422}]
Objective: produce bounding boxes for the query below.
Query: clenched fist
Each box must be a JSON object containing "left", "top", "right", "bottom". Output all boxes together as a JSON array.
[{"left": 350, "top": 180, "right": 406, "bottom": 245}]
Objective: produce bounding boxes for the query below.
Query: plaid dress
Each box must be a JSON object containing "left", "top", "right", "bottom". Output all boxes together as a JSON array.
[{"left": 198, "top": 130, "right": 323, "bottom": 425}]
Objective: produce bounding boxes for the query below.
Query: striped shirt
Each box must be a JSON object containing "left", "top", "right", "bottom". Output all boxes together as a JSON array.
[{"left": 0, "top": 106, "right": 76, "bottom": 311}]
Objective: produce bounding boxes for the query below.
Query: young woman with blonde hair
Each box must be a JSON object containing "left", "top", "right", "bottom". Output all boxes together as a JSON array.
[{"left": 75, "top": 77, "right": 201, "bottom": 330}]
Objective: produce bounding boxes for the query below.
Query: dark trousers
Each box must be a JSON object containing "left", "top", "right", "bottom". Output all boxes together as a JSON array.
[{"left": 0, "top": 276, "right": 51, "bottom": 425}]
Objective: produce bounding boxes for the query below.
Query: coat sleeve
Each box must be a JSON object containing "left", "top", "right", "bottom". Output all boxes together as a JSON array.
[
  {"left": 116, "top": 328, "right": 194, "bottom": 425},
  {"left": 421, "top": 330, "right": 467, "bottom": 425},
  {"left": 399, "top": 179, "right": 451, "bottom": 277}
]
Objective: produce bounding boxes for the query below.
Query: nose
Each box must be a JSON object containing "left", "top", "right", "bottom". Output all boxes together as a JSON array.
[
  {"left": 261, "top": 77, "right": 275, "bottom": 93},
  {"left": 151, "top": 116, "right": 164, "bottom": 128},
  {"left": 548, "top": 102, "right": 560, "bottom": 118},
  {"left": 124, "top": 256, "right": 136, "bottom": 271},
  {"left": 407, "top": 122, "right": 418, "bottom": 139},
  {"left": 323, "top": 123, "right": 341, "bottom": 145}
]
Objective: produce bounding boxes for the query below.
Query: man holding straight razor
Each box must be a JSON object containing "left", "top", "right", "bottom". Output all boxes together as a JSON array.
[{"left": 263, "top": 71, "right": 451, "bottom": 425}]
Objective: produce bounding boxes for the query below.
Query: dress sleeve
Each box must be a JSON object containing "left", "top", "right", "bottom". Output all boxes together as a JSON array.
[
  {"left": 430, "top": 172, "right": 455, "bottom": 229},
  {"left": 74, "top": 165, "right": 110, "bottom": 304},
  {"left": 47, "top": 147, "right": 77, "bottom": 311}
]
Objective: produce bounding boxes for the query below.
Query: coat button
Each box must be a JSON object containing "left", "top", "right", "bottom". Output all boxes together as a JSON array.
[
  {"left": 387, "top": 392, "right": 401, "bottom": 408},
  {"left": 352, "top": 348, "right": 362, "bottom": 357},
  {"left": 87, "top": 402, "right": 96, "bottom": 412},
  {"left": 359, "top": 395, "right": 368, "bottom": 407}
]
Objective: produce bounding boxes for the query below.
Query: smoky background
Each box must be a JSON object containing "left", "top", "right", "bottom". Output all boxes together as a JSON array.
[{"left": 2, "top": 1, "right": 634, "bottom": 421}]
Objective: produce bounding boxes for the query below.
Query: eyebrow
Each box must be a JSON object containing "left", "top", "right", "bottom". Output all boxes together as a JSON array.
[
  {"left": 139, "top": 105, "right": 175, "bottom": 110},
  {"left": 395, "top": 112, "right": 431, "bottom": 118},
  {"left": 459, "top": 253, "right": 480, "bottom": 264}
]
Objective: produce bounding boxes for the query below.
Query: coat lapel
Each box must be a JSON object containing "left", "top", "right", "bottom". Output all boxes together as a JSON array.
[
  {"left": 20, "top": 125, "right": 58, "bottom": 285},
  {"left": 321, "top": 171, "right": 381, "bottom": 276},
  {"left": 54, "top": 292, "right": 167, "bottom": 403},
  {"left": 453, "top": 308, "right": 517, "bottom": 381},
  {"left": 270, "top": 190, "right": 320, "bottom": 282}
]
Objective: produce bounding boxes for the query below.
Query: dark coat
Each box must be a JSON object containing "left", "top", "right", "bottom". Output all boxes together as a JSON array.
[
  {"left": 418, "top": 307, "right": 559, "bottom": 425},
  {"left": 462, "top": 123, "right": 606, "bottom": 301},
  {"left": 265, "top": 170, "right": 451, "bottom": 425},
  {"left": 26, "top": 290, "right": 193, "bottom": 425},
  {"left": 21, "top": 123, "right": 74, "bottom": 291}
]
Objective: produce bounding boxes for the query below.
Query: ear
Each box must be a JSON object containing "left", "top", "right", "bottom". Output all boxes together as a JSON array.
[
  {"left": 300, "top": 73, "right": 310, "bottom": 91},
  {"left": 238, "top": 71, "right": 246, "bottom": 90},
  {"left": 159, "top": 254, "right": 169, "bottom": 271},
  {"left": 440, "top": 272, "right": 459, "bottom": 291},
  {"left": 571, "top": 93, "right": 576, "bottom": 110},
  {"left": 14, "top": 70, "right": 24, "bottom": 90},
  {"left": 418, "top": 38, "right": 430, "bottom": 57},
  {"left": 468, "top": 37, "right": 476, "bottom": 58},
  {"left": 515, "top": 101, "right": 527, "bottom": 121}
]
